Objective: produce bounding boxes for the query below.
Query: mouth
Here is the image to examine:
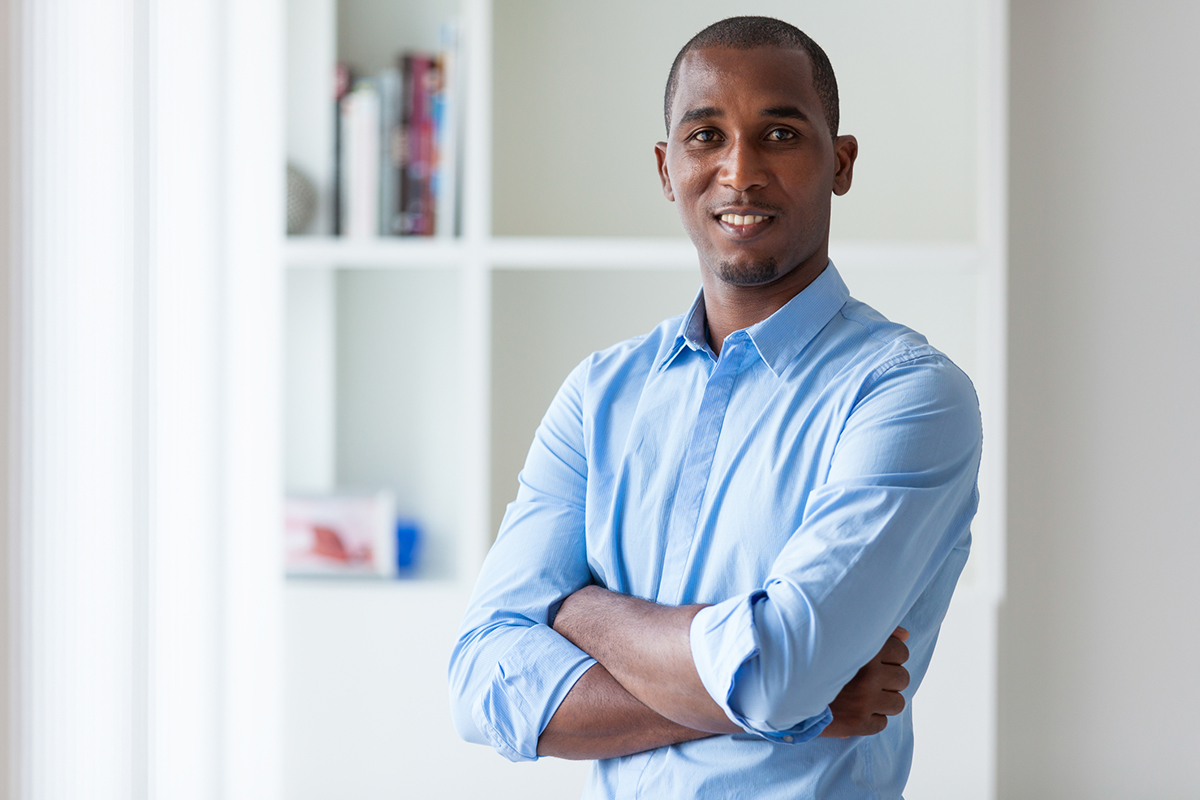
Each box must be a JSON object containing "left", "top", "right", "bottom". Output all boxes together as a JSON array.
[{"left": 713, "top": 209, "right": 776, "bottom": 237}]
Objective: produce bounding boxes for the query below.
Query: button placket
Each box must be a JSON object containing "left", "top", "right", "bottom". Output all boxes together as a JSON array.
[{"left": 656, "top": 336, "right": 749, "bottom": 606}]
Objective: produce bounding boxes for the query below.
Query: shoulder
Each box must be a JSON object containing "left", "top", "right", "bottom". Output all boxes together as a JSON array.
[
  {"left": 820, "top": 300, "right": 982, "bottom": 480},
  {"left": 827, "top": 297, "right": 980, "bottom": 427},
  {"left": 569, "top": 312, "right": 687, "bottom": 394}
]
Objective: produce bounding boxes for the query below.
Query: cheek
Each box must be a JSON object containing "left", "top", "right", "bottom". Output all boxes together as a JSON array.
[{"left": 671, "top": 165, "right": 712, "bottom": 214}]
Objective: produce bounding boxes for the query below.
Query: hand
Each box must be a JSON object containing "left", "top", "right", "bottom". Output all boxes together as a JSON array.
[{"left": 818, "top": 627, "right": 910, "bottom": 738}]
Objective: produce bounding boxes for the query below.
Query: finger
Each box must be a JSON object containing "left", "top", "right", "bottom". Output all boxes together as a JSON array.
[
  {"left": 878, "top": 689, "right": 907, "bottom": 717},
  {"left": 892, "top": 626, "right": 910, "bottom": 643},
  {"left": 865, "top": 714, "right": 889, "bottom": 735},
  {"left": 879, "top": 636, "right": 910, "bottom": 666},
  {"left": 878, "top": 663, "right": 911, "bottom": 693}
]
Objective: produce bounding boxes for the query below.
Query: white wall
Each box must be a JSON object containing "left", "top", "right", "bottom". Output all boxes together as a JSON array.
[
  {"left": 1, "top": 0, "right": 11, "bottom": 794},
  {"left": 1001, "top": 1, "right": 1200, "bottom": 797}
]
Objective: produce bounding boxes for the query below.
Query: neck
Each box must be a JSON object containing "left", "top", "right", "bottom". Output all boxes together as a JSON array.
[{"left": 702, "top": 255, "right": 828, "bottom": 355}]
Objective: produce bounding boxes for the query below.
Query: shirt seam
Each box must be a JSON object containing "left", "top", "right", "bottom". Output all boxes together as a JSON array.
[
  {"left": 860, "top": 349, "right": 948, "bottom": 394},
  {"left": 837, "top": 304, "right": 938, "bottom": 364}
]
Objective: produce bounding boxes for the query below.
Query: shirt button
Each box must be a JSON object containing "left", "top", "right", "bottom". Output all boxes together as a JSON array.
[{"left": 782, "top": 735, "right": 794, "bottom": 743}]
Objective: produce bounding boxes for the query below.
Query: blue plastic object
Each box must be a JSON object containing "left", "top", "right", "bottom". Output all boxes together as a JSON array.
[{"left": 395, "top": 519, "right": 422, "bottom": 575}]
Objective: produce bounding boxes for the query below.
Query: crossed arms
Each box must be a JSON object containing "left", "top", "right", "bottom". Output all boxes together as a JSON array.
[
  {"left": 448, "top": 351, "right": 981, "bottom": 762},
  {"left": 538, "top": 586, "right": 911, "bottom": 759}
]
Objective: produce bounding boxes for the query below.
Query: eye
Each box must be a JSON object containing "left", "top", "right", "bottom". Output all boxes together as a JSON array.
[
  {"left": 689, "top": 129, "right": 721, "bottom": 143},
  {"left": 766, "top": 128, "right": 797, "bottom": 142}
]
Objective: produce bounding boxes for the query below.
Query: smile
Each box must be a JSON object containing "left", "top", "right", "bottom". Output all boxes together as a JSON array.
[
  {"left": 719, "top": 213, "right": 770, "bottom": 225},
  {"left": 714, "top": 211, "right": 775, "bottom": 236}
]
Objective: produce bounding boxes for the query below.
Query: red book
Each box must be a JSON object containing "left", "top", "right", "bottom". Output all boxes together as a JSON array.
[{"left": 399, "top": 54, "right": 437, "bottom": 235}]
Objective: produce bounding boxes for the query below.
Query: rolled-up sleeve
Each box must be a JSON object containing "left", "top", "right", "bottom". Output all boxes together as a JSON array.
[
  {"left": 690, "top": 353, "right": 982, "bottom": 737},
  {"left": 448, "top": 360, "right": 598, "bottom": 761}
]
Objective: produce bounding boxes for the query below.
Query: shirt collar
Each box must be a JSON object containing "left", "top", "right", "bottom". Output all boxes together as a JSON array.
[
  {"left": 657, "top": 261, "right": 850, "bottom": 377},
  {"left": 658, "top": 290, "right": 713, "bottom": 371}
]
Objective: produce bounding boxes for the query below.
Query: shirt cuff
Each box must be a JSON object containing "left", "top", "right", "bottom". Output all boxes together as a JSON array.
[
  {"left": 472, "top": 622, "right": 597, "bottom": 762},
  {"left": 690, "top": 592, "right": 832, "bottom": 744}
]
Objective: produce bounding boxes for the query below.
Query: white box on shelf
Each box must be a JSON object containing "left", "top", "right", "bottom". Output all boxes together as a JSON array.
[{"left": 285, "top": 490, "right": 396, "bottom": 577}]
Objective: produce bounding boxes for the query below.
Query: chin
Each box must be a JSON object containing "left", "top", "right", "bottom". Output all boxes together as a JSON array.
[{"left": 713, "top": 256, "right": 781, "bottom": 287}]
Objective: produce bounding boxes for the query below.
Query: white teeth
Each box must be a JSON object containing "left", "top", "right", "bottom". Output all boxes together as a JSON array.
[{"left": 720, "top": 213, "right": 768, "bottom": 225}]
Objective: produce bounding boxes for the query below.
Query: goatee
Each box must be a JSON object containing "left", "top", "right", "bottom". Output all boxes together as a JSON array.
[{"left": 713, "top": 257, "right": 779, "bottom": 286}]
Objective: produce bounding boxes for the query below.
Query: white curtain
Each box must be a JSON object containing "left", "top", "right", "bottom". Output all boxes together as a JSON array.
[{"left": 5, "top": 1, "right": 283, "bottom": 797}]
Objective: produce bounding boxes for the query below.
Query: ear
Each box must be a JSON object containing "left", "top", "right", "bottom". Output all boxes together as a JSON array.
[
  {"left": 655, "top": 141, "right": 675, "bottom": 202},
  {"left": 832, "top": 135, "right": 857, "bottom": 196}
]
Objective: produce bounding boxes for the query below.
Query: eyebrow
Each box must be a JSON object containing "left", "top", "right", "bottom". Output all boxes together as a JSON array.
[
  {"left": 677, "top": 105, "right": 812, "bottom": 126},
  {"left": 678, "top": 106, "right": 721, "bottom": 125},
  {"left": 761, "top": 106, "right": 810, "bottom": 123}
]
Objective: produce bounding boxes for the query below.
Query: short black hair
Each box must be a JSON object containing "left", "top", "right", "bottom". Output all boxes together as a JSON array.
[{"left": 663, "top": 16, "right": 840, "bottom": 138}]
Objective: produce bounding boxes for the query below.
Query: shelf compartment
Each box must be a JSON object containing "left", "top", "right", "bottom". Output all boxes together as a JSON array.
[{"left": 285, "top": 268, "right": 465, "bottom": 581}]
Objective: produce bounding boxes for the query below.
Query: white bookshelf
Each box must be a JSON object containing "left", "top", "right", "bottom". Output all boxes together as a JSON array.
[
  {"left": 282, "top": 1, "right": 1007, "bottom": 798},
  {"left": 284, "top": 237, "right": 468, "bottom": 268}
]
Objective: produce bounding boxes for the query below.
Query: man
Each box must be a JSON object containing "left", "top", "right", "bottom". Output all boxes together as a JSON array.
[{"left": 449, "top": 16, "right": 981, "bottom": 798}]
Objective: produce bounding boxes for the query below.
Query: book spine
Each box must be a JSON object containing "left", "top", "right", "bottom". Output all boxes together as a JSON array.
[
  {"left": 332, "top": 62, "right": 352, "bottom": 236},
  {"left": 337, "top": 91, "right": 350, "bottom": 236},
  {"left": 398, "top": 54, "right": 416, "bottom": 235},
  {"left": 343, "top": 79, "right": 380, "bottom": 238},
  {"left": 399, "top": 54, "right": 437, "bottom": 236},
  {"left": 376, "top": 68, "right": 402, "bottom": 236},
  {"left": 421, "top": 57, "right": 440, "bottom": 237}
]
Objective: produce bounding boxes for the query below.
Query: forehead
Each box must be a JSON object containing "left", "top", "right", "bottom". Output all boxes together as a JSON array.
[{"left": 671, "top": 46, "right": 821, "bottom": 126}]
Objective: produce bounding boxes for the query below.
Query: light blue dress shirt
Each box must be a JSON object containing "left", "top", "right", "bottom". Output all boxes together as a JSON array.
[{"left": 449, "top": 263, "right": 982, "bottom": 799}]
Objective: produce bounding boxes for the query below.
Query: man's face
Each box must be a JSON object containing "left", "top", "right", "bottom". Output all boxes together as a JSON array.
[{"left": 656, "top": 46, "right": 856, "bottom": 292}]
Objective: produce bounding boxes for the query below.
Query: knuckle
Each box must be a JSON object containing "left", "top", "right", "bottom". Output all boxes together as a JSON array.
[
  {"left": 884, "top": 664, "right": 910, "bottom": 691},
  {"left": 881, "top": 638, "right": 910, "bottom": 666}
]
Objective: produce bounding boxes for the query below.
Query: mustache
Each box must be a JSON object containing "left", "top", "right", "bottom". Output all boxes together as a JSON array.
[{"left": 707, "top": 200, "right": 785, "bottom": 216}]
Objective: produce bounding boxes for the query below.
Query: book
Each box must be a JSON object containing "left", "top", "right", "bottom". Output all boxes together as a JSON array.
[
  {"left": 398, "top": 53, "right": 436, "bottom": 236},
  {"left": 377, "top": 67, "right": 403, "bottom": 236},
  {"left": 331, "top": 62, "right": 352, "bottom": 236},
  {"left": 331, "top": 24, "right": 461, "bottom": 238},
  {"left": 339, "top": 78, "right": 381, "bottom": 238}
]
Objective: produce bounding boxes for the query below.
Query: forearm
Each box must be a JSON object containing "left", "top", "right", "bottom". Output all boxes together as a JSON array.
[
  {"left": 552, "top": 586, "right": 742, "bottom": 734},
  {"left": 547, "top": 586, "right": 912, "bottom": 748},
  {"left": 537, "top": 662, "right": 713, "bottom": 760}
]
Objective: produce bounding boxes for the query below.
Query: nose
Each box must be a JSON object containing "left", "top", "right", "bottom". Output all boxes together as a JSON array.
[{"left": 717, "top": 139, "right": 768, "bottom": 192}]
